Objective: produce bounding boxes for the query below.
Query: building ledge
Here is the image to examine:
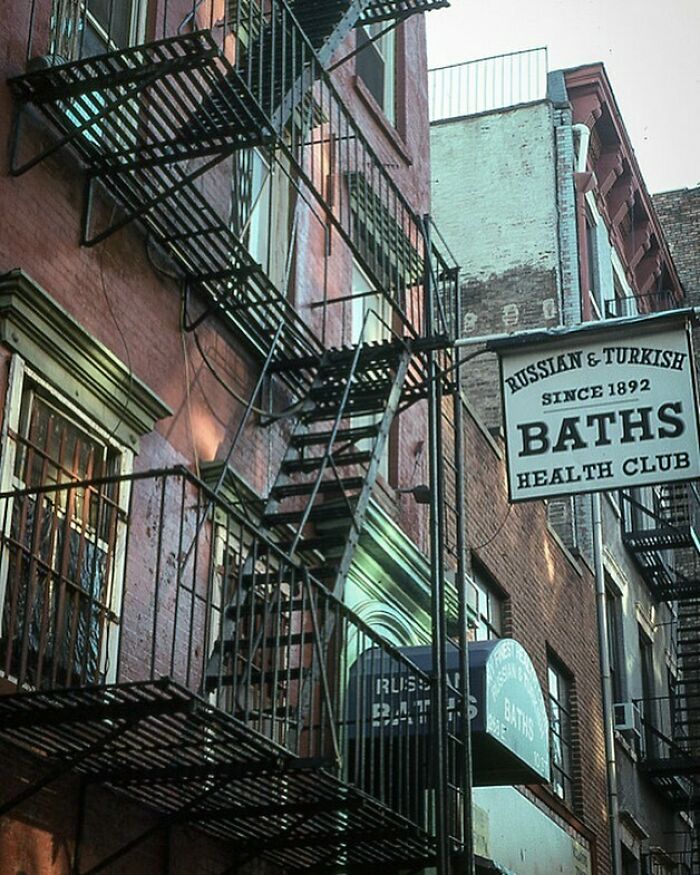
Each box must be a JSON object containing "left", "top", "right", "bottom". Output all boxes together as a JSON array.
[{"left": 0, "top": 269, "right": 171, "bottom": 450}]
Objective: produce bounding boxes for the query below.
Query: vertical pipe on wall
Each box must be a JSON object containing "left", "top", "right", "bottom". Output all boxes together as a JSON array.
[
  {"left": 592, "top": 491, "right": 623, "bottom": 875},
  {"left": 452, "top": 267, "right": 475, "bottom": 875},
  {"left": 424, "top": 216, "right": 451, "bottom": 874}
]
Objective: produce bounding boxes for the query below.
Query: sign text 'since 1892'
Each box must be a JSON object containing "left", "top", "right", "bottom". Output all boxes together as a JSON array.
[{"left": 499, "top": 320, "right": 700, "bottom": 501}]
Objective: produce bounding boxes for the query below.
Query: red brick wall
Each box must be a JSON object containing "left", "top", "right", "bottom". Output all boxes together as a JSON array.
[
  {"left": 653, "top": 186, "right": 700, "bottom": 305},
  {"left": 464, "top": 406, "right": 611, "bottom": 874},
  {"left": 0, "top": 1, "right": 436, "bottom": 870}
]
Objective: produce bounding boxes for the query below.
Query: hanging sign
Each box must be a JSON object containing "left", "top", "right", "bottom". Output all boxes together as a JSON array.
[
  {"left": 346, "top": 639, "right": 550, "bottom": 786},
  {"left": 498, "top": 315, "right": 700, "bottom": 501}
]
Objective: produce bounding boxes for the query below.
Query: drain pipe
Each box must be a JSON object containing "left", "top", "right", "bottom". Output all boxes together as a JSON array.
[
  {"left": 574, "top": 115, "right": 623, "bottom": 875},
  {"left": 592, "top": 477, "right": 623, "bottom": 875}
]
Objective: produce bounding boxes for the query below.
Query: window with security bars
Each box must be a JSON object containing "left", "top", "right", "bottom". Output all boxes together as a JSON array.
[
  {"left": 547, "top": 656, "right": 575, "bottom": 804},
  {"left": 0, "top": 378, "right": 125, "bottom": 689}
]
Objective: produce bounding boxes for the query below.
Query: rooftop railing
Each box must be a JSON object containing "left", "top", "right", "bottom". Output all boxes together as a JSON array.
[{"left": 429, "top": 47, "right": 548, "bottom": 123}]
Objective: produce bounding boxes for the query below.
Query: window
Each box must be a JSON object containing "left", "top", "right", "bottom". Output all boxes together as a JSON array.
[
  {"left": 547, "top": 656, "right": 575, "bottom": 804},
  {"left": 0, "top": 360, "right": 129, "bottom": 689},
  {"left": 356, "top": 23, "right": 396, "bottom": 124},
  {"left": 350, "top": 262, "right": 392, "bottom": 481},
  {"left": 231, "top": 149, "right": 295, "bottom": 294},
  {"left": 621, "top": 847, "right": 639, "bottom": 875},
  {"left": 351, "top": 261, "right": 390, "bottom": 346},
  {"left": 606, "top": 585, "right": 626, "bottom": 704},
  {"left": 639, "top": 630, "right": 657, "bottom": 756},
  {"left": 585, "top": 210, "right": 601, "bottom": 318},
  {"left": 469, "top": 565, "right": 504, "bottom": 641},
  {"left": 51, "top": 0, "right": 145, "bottom": 60}
]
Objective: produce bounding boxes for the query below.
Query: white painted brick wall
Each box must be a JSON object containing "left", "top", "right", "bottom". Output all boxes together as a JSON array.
[{"left": 430, "top": 101, "right": 561, "bottom": 281}]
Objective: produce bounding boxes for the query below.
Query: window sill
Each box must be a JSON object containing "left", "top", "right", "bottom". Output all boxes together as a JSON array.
[
  {"left": 353, "top": 75, "right": 412, "bottom": 167},
  {"left": 614, "top": 729, "right": 638, "bottom": 762}
]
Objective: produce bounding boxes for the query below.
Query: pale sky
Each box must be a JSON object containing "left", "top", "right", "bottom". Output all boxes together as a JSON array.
[{"left": 427, "top": 0, "right": 700, "bottom": 195}]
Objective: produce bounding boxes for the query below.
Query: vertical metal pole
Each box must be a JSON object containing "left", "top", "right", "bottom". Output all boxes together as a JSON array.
[
  {"left": 592, "top": 491, "right": 622, "bottom": 875},
  {"left": 452, "top": 270, "right": 475, "bottom": 875},
  {"left": 424, "top": 216, "right": 451, "bottom": 874}
]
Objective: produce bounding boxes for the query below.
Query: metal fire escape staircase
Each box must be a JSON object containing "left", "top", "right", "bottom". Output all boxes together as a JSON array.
[
  {"left": 1, "top": 2, "right": 458, "bottom": 871},
  {"left": 622, "top": 485, "right": 700, "bottom": 810},
  {"left": 204, "top": 325, "right": 426, "bottom": 705},
  {"left": 7, "top": 0, "right": 446, "bottom": 384}
]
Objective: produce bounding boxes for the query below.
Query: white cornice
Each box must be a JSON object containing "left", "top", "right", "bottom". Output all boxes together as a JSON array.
[{"left": 0, "top": 269, "right": 171, "bottom": 450}]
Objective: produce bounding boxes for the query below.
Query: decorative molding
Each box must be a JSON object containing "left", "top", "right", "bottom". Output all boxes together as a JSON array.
[
  {"left": 0, "top": 269, "right": 171, "bottom": 451},
  {"left": 348, "top": 499, "right": 459, "bottom": 639}
]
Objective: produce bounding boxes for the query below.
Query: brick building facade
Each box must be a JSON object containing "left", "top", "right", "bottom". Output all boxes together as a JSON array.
[
  {"left": 0, "top": 0, "right": 464, "bottom": 871},
  {"left": 431, "top": 54, "right": 700, "bottom": 874}
]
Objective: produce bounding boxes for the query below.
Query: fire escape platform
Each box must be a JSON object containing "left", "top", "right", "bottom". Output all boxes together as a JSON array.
[
  {"left": 8, "top": 32, "right": 273, "bottom": 166},
  {"left": 360, "top": 0, "right": 451, "bottom": 24},
  {"left": 0, "top": 678, "right": 435, "bottom": 870},
  {"left": 623, "top": 526, "right": 695, "bottom": 553},
  {"left": 7, "top": 32, "right": 321, "bottom": 387}
]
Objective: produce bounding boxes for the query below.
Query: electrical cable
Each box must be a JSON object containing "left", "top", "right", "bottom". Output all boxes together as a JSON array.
[
  {"left": 189, "top": 321, "right": 271, "bottom": 417},
  {"left": 472, "top": 503, "right": 513, "bottom": 550},
  {"left": 180, "top": 321, "right": 201, "bottom": 478},
  {"left": 181, "top": 288, "right": 306, "bottom": 421}
]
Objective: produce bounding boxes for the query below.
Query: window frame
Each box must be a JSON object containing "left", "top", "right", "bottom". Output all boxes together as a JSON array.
[
  {"left": 0, "top": 355, "right": 132, "bottom": 688},
  {"left": 606, "top": 582, "right": 626, "bottom": 705},
  {"left": 50, "top": 0, "right": 147, "bottom": 60},
  {"left": 469, "top": 564, "right": 504, "bottom": 642},
  {"left": 355, "top": 22, "right": 397, "bottom": 125},
  {"left": 547, "top": 654, "right": 575, "bottom": 805}
]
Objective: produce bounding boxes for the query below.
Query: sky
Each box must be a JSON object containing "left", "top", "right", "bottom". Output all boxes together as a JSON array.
[{"left": 426, "top": 0, "right": 700, "bottom": 195}]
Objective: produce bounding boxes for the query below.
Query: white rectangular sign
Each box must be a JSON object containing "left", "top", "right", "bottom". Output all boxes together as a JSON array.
[{"left": 500, "top": 319, "right": 700, "bottom": 502}]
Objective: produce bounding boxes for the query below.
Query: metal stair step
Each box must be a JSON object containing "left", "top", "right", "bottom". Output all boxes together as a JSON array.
[
  {"left": 277, "top": 532, "right": 347, "bottom": 554},
  {"left": 291, "top": 424, "right": 380, "bottom": 448},
  {"left": 210, "top": 664, "right": 305, "bottom": 687},
  {"left": 305, "top": 397, "right": 392, "bottom": 421},
  {"left": 271, "top": 475, "right": 365, "bottom": 500},
  {"left": 264, "top": 505, "right": 354, "bottom": 527},
  {"left": 275, "top": 339, "right": 405, "bottom": 372},
  {"left": 280, "top": 450, "right": 372, "bottom": 475}
]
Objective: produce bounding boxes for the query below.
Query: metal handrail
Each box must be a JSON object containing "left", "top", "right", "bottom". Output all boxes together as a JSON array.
[
  {"left": 14, "top": 0, "right": 452, "bottom": 341},
  {"left": 0, "top": 462, "right": 450, "bottom": 829}
]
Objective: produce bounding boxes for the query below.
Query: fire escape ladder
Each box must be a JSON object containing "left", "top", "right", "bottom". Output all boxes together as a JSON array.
[
  {"left": 7, "top": 32, "right": 321, "bottom": 391},
  {"left": 263, "top": 337, "right": 412, "bottom": 596},
  {"left": 204, "top": 331, "right": 414, "bottom": 743},
  {"left": 287, "top": 0, "right": 451, "bottom": 67},
  {"left": 626, "top": 483, "right": 700, "bottom": 809},
  {"left": 621, "top": 485, "right": 700, "bottom": 602}
]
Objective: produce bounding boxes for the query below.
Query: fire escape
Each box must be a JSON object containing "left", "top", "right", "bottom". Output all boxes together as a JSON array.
[
  {"left": 621, "top": 482, "right": 700, "bottom": 830},
  {"left": 1, "top": 1, "right": 466, "bottom": 872}
]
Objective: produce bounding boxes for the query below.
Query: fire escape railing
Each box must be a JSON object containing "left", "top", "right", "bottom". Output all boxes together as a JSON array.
[
  {"left": 620, "top": 484, "right": 700, "bottom": 601},
  {"left": 10, "top": 0, "right": 453, "bottom": 364},
  {"left": 621, "top": 481, "right": 700, "bottom": 813},
  {"left": 632, "top": 694, "right": 700, "bottom": 811},
  {"left": 0, "top": 464, "right": 447, "bottom": 865},
  {"left": 605, "top": 290, "right": 683, "bottom": 319}
]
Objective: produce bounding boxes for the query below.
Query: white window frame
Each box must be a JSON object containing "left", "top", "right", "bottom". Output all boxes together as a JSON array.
[
  {"left": 51, "top": 0, "right": 147, "bottom": 59},
  {"left": 356, "top": 23, "right": 396, "bottom": 125}
]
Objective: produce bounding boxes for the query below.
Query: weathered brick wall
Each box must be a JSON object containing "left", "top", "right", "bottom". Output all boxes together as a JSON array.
[
  {"left": 0, "top": 2, "right": 436, "bottom": 871},
  {"left": 653, "top": 185, "right": 700, "bottom": 304},
  {"left": 464, "top": 405, "right": 611, "bottom": 874},
  {"left": 430, "top": 102, "right": 563, "bottom": 431}
]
